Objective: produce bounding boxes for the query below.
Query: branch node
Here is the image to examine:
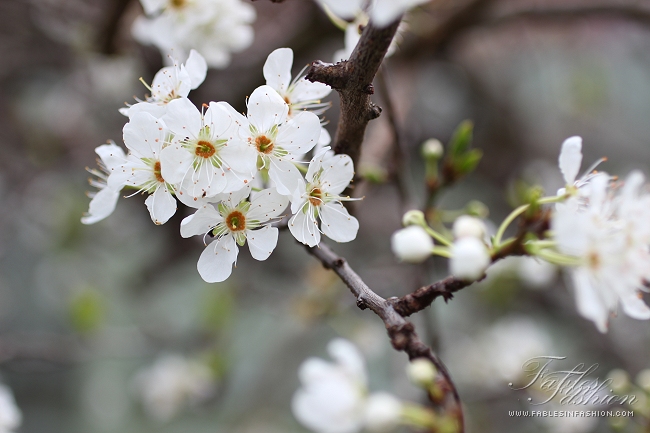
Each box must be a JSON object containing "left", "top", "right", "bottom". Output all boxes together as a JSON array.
[
  {"left": 364, "top": 84, "right": 375, "bottom": 94},
  {"left": 368, "top": 104, "right": 382, "bottom": 120},
  {"left": 356, "top": 295, "right": 368, "bottom": 310}
]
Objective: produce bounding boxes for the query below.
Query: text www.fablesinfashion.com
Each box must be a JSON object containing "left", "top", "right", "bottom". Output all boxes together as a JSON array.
[{"left": 509, "top": 411, "right": 634, "bottom": 417}]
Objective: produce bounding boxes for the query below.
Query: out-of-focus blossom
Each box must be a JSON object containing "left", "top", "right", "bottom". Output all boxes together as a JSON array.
[
  {"left": 134, "top": 354, "right": 216, "bottom": 422},
  {"left": 132, "top": 0, "right": 255, "bottom": 69},
  {"left": 317, "top": 0, "right": 427, "bottom": 28},
  {"left": 391, "top": 226, "right": 433, "bottom": 263},
  {"left": 0, "top": 385, "right": 21, "bottom": 433},
  {"left": 292, "top": 339, "right": 402, "bottom": 433},
  {"left": 452, "top": 215, "right": 487, "bottom": 240},
  {"left": 450, "top": 237, "right": 490, "bottom": 280}
]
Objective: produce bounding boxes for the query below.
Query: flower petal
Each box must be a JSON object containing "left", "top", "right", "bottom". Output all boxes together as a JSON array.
[
  {"left": 81, "top": 187, "right": 120, "bottom": 225},
  {"left": 247, "top": 85, "right": 288, "bottom": 133},
  {"left": 289, "top": 205, "right": 321, "bottom": 247},
  {"left": 263, "top": 48, "right": 293, "bottom": 94},
  {"left": 145, "top": 184, "right": 177, "bottom": 225},
  {"left": 185, "top": 49, "right": 208, "bottom": 90},
  {"left": 246, "top": 225, "right": 279, "bottom": 261},
  {"left": 269, "top": 158, "right": 305, "bottom": 197},
  {"left": 276, "top": 111, "right": 321, "bottom": 155},
  {"left": 320, "top": 202, "right": 359, "bottom": 243},
  {"left": 197, "top": 235, "right": 238, "bottom": 283},
  {"left": 320, "top": 153, "right": 354, "bottom": 195},
  {"left": 162, "top": 98, "right": 202, "bottom": 139},
  {"left": 180, "top": 204, "right": 222, "bottom": 238},
  {"left": 123, "top": 112, "right": 165, "bottom": 159},
  {"left": 572, "top": 268, "right": 609, "bottom": 333},
  {"left": 558, "top": 136, "right": 583, "bottom": 185},
  {"left": 248, "top": 188, "right": 289, "bottom": 221},
  {"left": 620, "top": 292, "right": 650, "bottom": 320}
]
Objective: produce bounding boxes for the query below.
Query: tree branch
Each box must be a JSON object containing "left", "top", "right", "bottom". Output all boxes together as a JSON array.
[
  {"left": 306, "top": 242, "right": 464, "bottom": 432},
  {"left": 389, "top": 276, "right": 476, "bottom": 317},
  {"left": 306, "top": 20, "right": 401, "bottom": 167}
]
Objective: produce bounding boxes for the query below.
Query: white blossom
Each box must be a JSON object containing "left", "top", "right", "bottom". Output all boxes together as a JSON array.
[
  {"left": 263, "top": 48, "right": 332, "bottom": 146},
  {"left": 132, "top": 0, "right": 255, "bottom": 69},
  {"left": 452, "top": 215, "right": 487, "bottom": 240},
  {"left": 180, "top": 186, "right": 288, "bottom": 282},
  {"left": 391, "top": 226, "right": 433, "bottom": 263},
  {"left": 120, "top": 49, "right": 207, "bottom": 118},
  {"left": 81, "top": 142, "right": 126, "bottom": 224},
  {"left": 160, "top": 98, "right": 257, "bottom": 204},
  {"left": 333, "top": 14, "right": 405, "bottom": 63},
  {"left": 225, "top": 85, "right": 322, "bottom": 197},
  {"left": 289, "top": 148, "right": 359, "bottom": 247},
  {"left": 552, "top": 171, "right": 650, "bottom": 332},
  {"left": 292, "top": 339, "right": 402, "bottom": 433},
  {"left": 134, "top": 354, "right": 216, "bottom": 422},
  {"left": 406, "top": 358, "right": 437, "bottom": 387},
  {"left": 317, "top": 0, "right": 427, "bottom": 29},
  {"left": 0, "top": 385, "right": 21, "bottom": 433},
  {"left": 449, "top": 237, "right": 490, "bottom": 280},
  {"left": 112, "top": 112, "right": 179, "bottom": 224}
]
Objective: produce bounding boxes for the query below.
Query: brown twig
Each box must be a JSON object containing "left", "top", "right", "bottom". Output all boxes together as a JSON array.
[
  {"left": 306, "top": 242, "right": 464, "bottom": 432},
  {"left": 306, "top": 20, "right": 402, "bottom": 167}
]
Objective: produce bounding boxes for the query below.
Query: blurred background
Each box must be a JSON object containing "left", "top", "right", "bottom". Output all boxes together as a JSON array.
[{"left": 1, "top": 0, "right": 650, "bottom": 432}]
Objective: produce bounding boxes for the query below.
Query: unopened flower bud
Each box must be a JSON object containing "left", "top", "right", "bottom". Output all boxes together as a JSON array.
[
  {"left": 450, "top": 237, "right": 490, "bottom": 280},
  {"left": 452, "top": 215, "right": 487, "bottom": 239},
  {"left": 636, "top": 369, "right": 650, "bottom": 392},
  {"left": 391, "top": 226, "right": 434, "bottom": 263},
  {"left": 607, "top": 369, "right": 630, "bottom": 394},
  {"left": 402, "top": 210, "right": 427, "bottom": 227},
  {"left": 465, "top": 200, "right": 488, "bottom": 218},
  {"left": 407, "top": 358, "right": 437, "bottom": 386},
  {"left": 363, "top": 393, "right": 402, "bottom": 432},
  {"left": 421, "top": 139, "right": 444, "bottom": 160}
]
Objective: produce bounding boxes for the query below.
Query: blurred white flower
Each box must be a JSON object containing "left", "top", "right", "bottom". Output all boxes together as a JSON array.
[
  {"left": 317, "top": 0, "right": 427, "bottom": 28},
  {"left": 263, "top": 48, "right": 332, "bottom": 146},
  {"left": 180, "top": 186, "right": 288, "bottom": 282},
  {"left": 449, "top": 237, "right": 490, "bottom": 280},
  {"left": 0, "top": 385, "right": 22, "bottom": 433},
  {"left": 134, "top": 354, "right": 216, "bottom": 422},
  {"left": 406, "top": 358, "right": 437, "bottom": 386},
  {"left": 552, "top": 171, "right": 650, "bottom": 332},
  {"left": 290, "top": 148, "right": 359, "bottom": 247},
  {"left": 120, "top": 49, "right": 207, "bottom": 118},
  {"left": 391, "top": 226, "right": 433, "bottom": 263},
  {"left": 452, "top": 215, "right": 486, "bottom": 240},
  {"left": 81, "top": 142, "right": 126, "bottom": 225},
  {"left": 132, "top": 0, "right": 255, "bottom": 69},
  {"left": 516, "top": 256, "right": 556, "bottom": 289},
  {"left": 332, "top": 14, "right": 404, "bottom": 63},
  {"left": 292, "top": 339, "right": 402, "bottom": 433}
]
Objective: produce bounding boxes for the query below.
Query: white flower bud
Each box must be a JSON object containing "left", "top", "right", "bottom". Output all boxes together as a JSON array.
[
  {"left": 450, "top": 237, "right": 490, "bottom": 280},
  {"left": 406, "top": 358, "right": 437, "bottom": 386},
  {"left": 363, "top": 393, "right": 402, "bottom": 432},
  {"left": 452, "top": 215, "right": 487, "bottom": 239},
  {"left": 391, "top": 226, "right": 434, "bottom": 263},
  {"left": 636, "top": 369, "right": 650, "bottom": 392},
  {"left": 607, "top": 369, "right": 630, "bottom": 394},
  {"left": 402, "top": 210, "right": 426, "bottom": 227},
  {"left": 421, "top": 139, "right": 444, "bottom": 159}
]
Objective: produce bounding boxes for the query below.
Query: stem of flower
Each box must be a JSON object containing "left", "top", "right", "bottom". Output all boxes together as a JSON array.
[
  {"left": 432, "top": 246, "right": 453, "bottom": 258},
  {"left": 424, "top": 226, "right": 453, "bottom": 247},
  {"left": 493, "top": 195, "right": 566, "bottom": 247}
]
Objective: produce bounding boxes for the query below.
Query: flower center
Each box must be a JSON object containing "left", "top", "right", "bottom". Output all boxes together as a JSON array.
[
  {"left": 588, "top": 251, "right": 601, "bottom": 269},
  {"left": 284, "top": 96, "right": 293, "bottom": 116},
  {"left": 170, "top": 0, "right": 186, "bottom": 8},
  {"left": 309, "top": 188, "right": 322, "bottom": 206},
  {"left": 196, "top": 140, "right": 216, "bottom": 158},
  {"left": 153, "top": 161, "right": 164, "bottom": 183},
  {"left": 226, "top": 211, "right": 246, "bottom": 231},
  {"left": 255, "top": 135, "right": 274, "bottom": 154}
]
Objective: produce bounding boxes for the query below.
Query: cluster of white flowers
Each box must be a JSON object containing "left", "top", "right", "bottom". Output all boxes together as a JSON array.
[
  {"left": 83, "top": 48, "right": 359, "bottom": 282},
  {"left": 132, "top": 0, "right": 256, "bottom": 68},
  {"left": 551, "top": 136, "right": 650, "bottom": 332},
  {"left": 317, "top": 0, "right": 427, "bottom": 28},
  {"left": 134, "top": 354, "right": 216, "bottom": 422},
  {"left": 292, "top": 339, "right": 403, "bottom": 433}
]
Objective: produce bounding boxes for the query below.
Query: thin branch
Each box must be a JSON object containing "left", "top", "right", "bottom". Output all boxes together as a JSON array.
[
  {"left": 389, "top": 276, "right": 476, "bottom": 317},
  {"left": 306, "top": 242, "right": 464, "bottom": 432},
  {"left": 306, "top": 20, "right": 402, "bottom": 168}
]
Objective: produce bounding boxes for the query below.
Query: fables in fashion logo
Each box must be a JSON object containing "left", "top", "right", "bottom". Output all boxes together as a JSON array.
[{"left": 510, "top": 356, "right": 637, "bottom": 406}]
